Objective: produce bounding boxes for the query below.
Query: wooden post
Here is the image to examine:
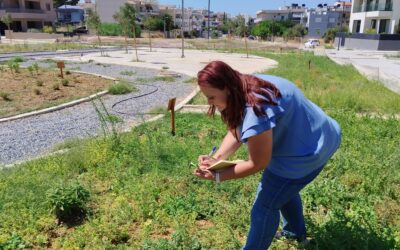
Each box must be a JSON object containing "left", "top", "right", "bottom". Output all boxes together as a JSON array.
[
  {"left": 308, "top": 60, "right": 311, "bottom": 70},
  {"left": 57, "top": 61, "right": 65, "bottom": 79},
  {"left": 167, "top": 97, "right": 176, "bottom": 136}
]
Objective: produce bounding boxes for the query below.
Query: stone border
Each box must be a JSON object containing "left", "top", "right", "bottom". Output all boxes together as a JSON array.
[{"left": 0, "top": 71, "right": 115, "bottom": 123}]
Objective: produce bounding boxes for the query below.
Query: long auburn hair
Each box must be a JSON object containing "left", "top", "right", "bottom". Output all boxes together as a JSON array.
[{"left": 197, "top": 61, "right": 282, "bottom": 131}]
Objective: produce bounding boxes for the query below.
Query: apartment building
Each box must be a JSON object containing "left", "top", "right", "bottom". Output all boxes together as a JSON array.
[
  {"left": 95, "top": 0, "right": 159, "bottom": 23},
  {"left": 0, "top": 0, "right": 56, "bottom": 34},
  {"left": 307, "top": 2, "right": 351, "bottom": 38},
  {"left": 255, "top": 4, "right": 308, "bottom": 25},
  {"left": 350, "top": 0, "right": 399, "bottom": 34}
]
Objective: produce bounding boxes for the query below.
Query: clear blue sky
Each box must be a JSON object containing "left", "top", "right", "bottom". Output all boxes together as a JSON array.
[{"left": 158, "top": 0, "right": 339, "bottom": 16}]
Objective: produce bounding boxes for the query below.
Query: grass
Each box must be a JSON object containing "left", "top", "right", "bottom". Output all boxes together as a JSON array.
[
  {"left": 0, "top": 49, "right": 399, "bottom": 249},
  {"left": 0, "top": 43, "right": 95, "bottom": 54},
  {"left": 108, "top": 80, "right": 137, "bottom": 95}
]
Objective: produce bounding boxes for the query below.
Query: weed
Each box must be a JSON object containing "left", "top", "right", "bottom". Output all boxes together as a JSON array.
[
  {"left": 12, "top": 56, "right": 25, "bottom": 63},
  {"left": 27, "top": 66, "right": 34, "bottom": 76},
  {"left": 34, "top": 89, "right": 41, "bottom": 95},
  {"left": 162, "top": 66, "right": 169, "bottom": 70},
  {"left": 32, "top": 62, "right": 39, "bottom": 75},
  {"left": 61, "top": 79, "right": 69, "bottom": 86},
  {"left": 53, "top": 83, "right": 60, "bottom": 90},
  {"left": 65, "top": 70, "right": 71, "bottom": 75},
  {"left": 120, "top": 70, "right": 136, "bottom": 76},
  {"left": 36, "top": 80, "right": 44, "bottom": 87},
  {"left": 154, "top": 76, "right": 175, "bottom": 82},
  {"left": 46, "top": 182, "right": 90, "bottom": 225},
  {"left": 108, "top": 80, "right": 136, "bottom": 95},
  {"left": 0, "top": 92, "right": 11, "bottom": 101}
]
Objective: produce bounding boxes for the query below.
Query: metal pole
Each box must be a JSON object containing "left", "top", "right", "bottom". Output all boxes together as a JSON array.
[
  {"left": 208, "top": 0, "right": 210, "bottom": 40},
  {"left": 181, "top": 0, "right": 184, "bottom": 58},
  {"left": 337, "top": 1, "right": 343, "bottom": 51}
]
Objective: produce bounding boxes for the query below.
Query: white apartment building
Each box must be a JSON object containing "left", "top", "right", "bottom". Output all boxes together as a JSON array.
[
  {"left": 0, "top": 0, "right": 56, "bottom": 33},
  {"left": 350, "top": 0, "right": 399, "bottom": 34}
]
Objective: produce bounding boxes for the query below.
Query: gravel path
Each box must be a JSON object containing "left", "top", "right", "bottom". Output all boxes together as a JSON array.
[{"left": 0, "top": 59, "right": 196, "bottom": 165}]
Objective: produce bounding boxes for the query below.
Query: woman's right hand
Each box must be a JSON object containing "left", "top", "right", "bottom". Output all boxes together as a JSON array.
[{"left": 197, "top": 155, "right": 217, "bottom": 170}]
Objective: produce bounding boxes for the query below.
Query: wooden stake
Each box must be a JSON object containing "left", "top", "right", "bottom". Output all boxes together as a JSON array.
[
  {"left": 167, "top": 97, "right": 176, "bottom": 136},
  {"left": 57, "top": 61, "right": 65, "bottom": 79}
]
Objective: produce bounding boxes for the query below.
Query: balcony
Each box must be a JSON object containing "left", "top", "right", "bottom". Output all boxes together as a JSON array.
[
  {"left": 353, "top": 3, "right": 393, "bottom": 13},
  {"left": 3, "top": 8, "right": 45, "bottom": 14}
]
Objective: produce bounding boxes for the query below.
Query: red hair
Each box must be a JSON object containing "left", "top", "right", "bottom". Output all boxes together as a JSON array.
[{"left": 197, "top": 61, "right": 281, "bottom": 131}]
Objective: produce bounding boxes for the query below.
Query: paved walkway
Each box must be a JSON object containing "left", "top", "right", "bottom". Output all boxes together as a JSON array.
[
  {"left": 0, "top": 48, "right": 277, "bottom": 166},
  {"left": 324, "top": 49, "right": 400, "bottom": 94},
  {"left": 62, "top": 47, "right": 278, "bottom": 77}
]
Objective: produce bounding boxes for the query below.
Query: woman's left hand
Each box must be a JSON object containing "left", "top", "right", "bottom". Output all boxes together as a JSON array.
[{"left": 194, "top": 168, "right": 215, "bottom": 181}]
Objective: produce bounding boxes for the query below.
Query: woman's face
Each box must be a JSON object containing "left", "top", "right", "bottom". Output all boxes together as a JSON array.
[{"left": 199, "top": 84, "right": 229, "bottom": 112}]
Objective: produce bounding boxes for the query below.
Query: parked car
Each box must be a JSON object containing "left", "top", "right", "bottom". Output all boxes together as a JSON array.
[
  {"left": 247, "top": 35, "right": 255, "bottom": 40},
  {"left": 73, "top": 26, "right": 88, "bottom": 35},
  {"left": 304, "top": 39, "right": 320, "bottom": 48}
]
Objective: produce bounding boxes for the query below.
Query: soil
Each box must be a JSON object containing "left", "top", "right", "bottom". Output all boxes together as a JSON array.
[{"left": 0, "top": 66, "right": 114, "bottom": 118}]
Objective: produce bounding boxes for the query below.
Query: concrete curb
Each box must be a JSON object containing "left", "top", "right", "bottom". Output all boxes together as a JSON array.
[{"left": 0, "top": 71, "right": 116, "bottom": 123}]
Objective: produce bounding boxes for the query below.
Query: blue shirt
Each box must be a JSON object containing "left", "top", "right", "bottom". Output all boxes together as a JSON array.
[{"left": 240, "top": 75, "right": 341, "bottom": 179}]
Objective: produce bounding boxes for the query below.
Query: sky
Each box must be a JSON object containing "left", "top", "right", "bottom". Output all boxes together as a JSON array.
[{"left": 157, "top": 0, "right": 340, "bottom": 16}]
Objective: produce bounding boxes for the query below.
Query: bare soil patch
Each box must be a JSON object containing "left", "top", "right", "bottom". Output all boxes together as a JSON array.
[{"left": 0, "top": 66, "right": 114, "bottom": 118}]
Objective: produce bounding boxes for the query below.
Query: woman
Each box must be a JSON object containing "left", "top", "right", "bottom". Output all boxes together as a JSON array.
[{"left": 194, "top": 60, "right": 341, "bottom": 249}]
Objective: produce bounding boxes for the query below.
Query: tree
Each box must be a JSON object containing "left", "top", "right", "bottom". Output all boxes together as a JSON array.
[
  {"left": 118, "top": 3, "right": 139, "bottom": 62},
  {"left": 143, "top": 16, "right": 162, "bottom": 52},
  {"left": 1, "top": 14, "right": 13, "bottom": 42},
  {"left": 53, "top": 0, "right": 79, "bottom": 8},
  {"left": 236, "top": 15, "right": 249, "bottom": 58},
  {"left": 86, "top": 9, "right": 104, "bottom": 56}
]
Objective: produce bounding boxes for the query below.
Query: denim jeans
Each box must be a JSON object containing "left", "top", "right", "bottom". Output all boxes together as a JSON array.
[{"left": 243, "top": 166, "right": 324, "bottom": 250}]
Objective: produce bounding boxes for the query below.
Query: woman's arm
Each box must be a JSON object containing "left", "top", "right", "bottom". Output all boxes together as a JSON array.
[{"left": 214, "top": 129, "right": 242, "bottom": 160}]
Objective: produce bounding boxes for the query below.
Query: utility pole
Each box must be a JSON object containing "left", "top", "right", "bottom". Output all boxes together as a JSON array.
[
  {"left": 208, "top": 0, "right": 210, "bottom": 40},
  {"left": 181, "top": 0, "right": 184, "bottom": 58},
  {"left": 337, "top": 1, "right": 344, "bottom": 51}
]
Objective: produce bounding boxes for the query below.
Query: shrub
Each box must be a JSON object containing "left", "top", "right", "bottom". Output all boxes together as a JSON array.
[
  {"left": 46, "top": 183, "right": 90, "bottom": 224},
  {"left": 42, "top": 25, "right": 53, "bottom": 34},
  {"left": 0, "top": 92, "right": 11, "bottom": 101},
  {"left": 108, "top": 80, "right": 135, "bottom": 95},
  {"left": 65, "top": 70, "right": 71, "bottom": 75},
  {"left": 32, "top": 62, "right": 39, "bottom": 74},
  {"left": 36, "top": 80, "right": 44, "bottom": 86},
  {"left": 34, "top": 89, "right": 41, "bottom": 95},
  {"left": 61, "top": 79, "right": 69, "bottom": 86},
  {"left": 53, "top": 83, "right": 60, "bottom": 90}
]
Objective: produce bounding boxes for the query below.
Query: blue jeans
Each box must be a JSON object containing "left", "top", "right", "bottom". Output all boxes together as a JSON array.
[{"left": 243, "top": 166, "right": 324, "bottom": 250}]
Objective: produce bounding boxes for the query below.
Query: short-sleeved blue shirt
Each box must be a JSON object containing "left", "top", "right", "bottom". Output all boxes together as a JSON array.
[{"left": 240, "top": 74, "right": 341, "bottom": 179}]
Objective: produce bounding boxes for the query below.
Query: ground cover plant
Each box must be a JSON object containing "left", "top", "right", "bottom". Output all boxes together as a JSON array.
[
  {"left": 0, "top": 59, "right": 114, "bottom": 118},
  {"left": 0, "top": 51, "right": 399, "bottom": 249}
]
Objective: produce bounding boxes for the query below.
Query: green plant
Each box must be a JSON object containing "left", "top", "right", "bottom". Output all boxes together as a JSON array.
[
  {"left": 27, "top": 65, "right": 34, "bottom": 76},
  {"left": 0, "top": 92, "right": 11, "bottom": 101},
  {"left": 42, "top": 25, "right": 53, "bottom": 34},
  {"left": 46, "top": 183, "right": 90, "bottom": 224},
  {"left": 154, "top": 76, "right": 175, "bottom": 82},
  {"left": 36, "top": 80, "right": 44, "bottom": 86},
  {"left": 0, "top": 233, "right": 26, "bottom": 249},
  {"left": 108, "top": 80, "right": 135, "bottom": 95},
  {"left": 65, "top": 70, "right": 71, "bottom": 75},
  {"left": 119, "top": 70, "right": 136, "bottom": 76},
  {"left": 32, "top": 62, "right": 39, "bottom": 75},
  {"left": 53, "top": 83, "right": 60, "bottom": 90},
  {"left": 61, "top": 79, "right": 69, "bottom": 86}
]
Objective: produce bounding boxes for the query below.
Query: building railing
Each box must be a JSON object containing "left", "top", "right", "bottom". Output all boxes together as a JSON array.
[
  {"left": 353, "top": 2, "right": 393, "bottom": 13},
  {"left": 2, "top": 8, "right": 45, "bottom": 14}
]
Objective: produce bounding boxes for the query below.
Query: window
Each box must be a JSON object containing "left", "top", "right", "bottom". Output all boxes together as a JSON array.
[
  {"left": 371, "top": 19, "right": 376, "bottom": 29},
  {"left": 315, "top": 17, "right": 322, "bottom": 23},
  {"left": 329, "top": 18, "right": 335, "bottom": 23}
]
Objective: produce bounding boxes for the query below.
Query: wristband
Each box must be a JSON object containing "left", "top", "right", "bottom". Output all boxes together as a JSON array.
[{"left": 215, "top": 172, "right": 220, "bottom": 183}]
